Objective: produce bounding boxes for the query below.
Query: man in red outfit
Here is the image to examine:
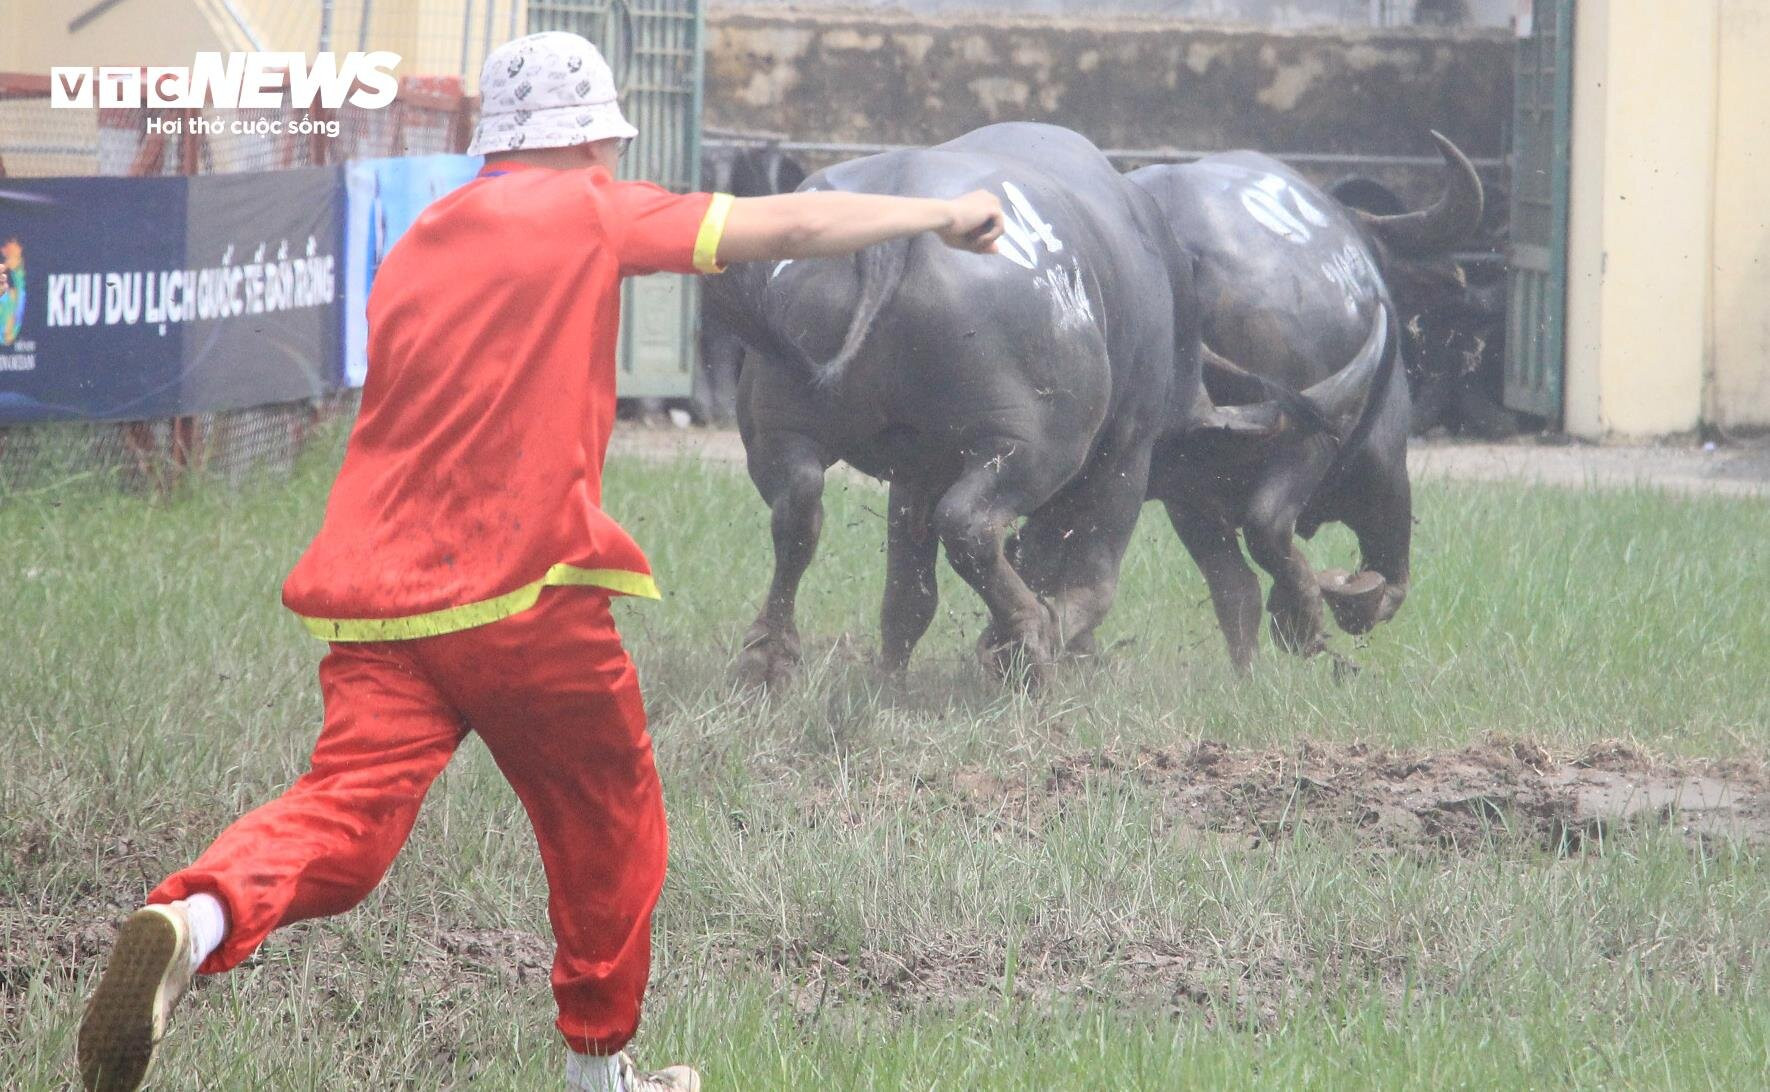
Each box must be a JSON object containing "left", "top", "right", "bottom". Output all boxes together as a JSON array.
[{"left": 77, "top": 31, "right": 1004, "bottom": 1092}]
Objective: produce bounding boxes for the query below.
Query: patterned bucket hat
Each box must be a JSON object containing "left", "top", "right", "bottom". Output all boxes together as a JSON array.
[{"left": 468, "top": 31, "right": 638, "bottom": 156}]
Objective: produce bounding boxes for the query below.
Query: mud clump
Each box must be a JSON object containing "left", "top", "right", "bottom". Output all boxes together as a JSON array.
[{"left": 960, "top": 737, "right": 1770, "bottom": 854}]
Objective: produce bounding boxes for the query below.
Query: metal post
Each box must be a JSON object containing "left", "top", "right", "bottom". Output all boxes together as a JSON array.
[
  {"left": 318, "top": 0, "right": 333, "bottom": 52},
  {"left": 508, "top": 0, "right": 519, "bottom": 38},
  {"left": 461, "top": 0, "right": 477, "bottom": 79},
  {"left": 483, "top": 0, "right": 497, "bottom": 62},
  {"left": 216, "top": 0, "right": 266, "bottom": 50},
  {"left": 358, "top": 0, "right": 375, "bottom": 51}
]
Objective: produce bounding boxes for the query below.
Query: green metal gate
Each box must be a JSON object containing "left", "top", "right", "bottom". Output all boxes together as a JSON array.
[
  {"left": 1504, "top": 0, "right": 1576, "bottom": 423},
  {"left": 528, "top": 0, "right": 705, "bottom": 398}
]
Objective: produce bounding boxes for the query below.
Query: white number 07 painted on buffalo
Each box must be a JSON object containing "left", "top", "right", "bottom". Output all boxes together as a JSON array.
[{"left": 994, "top": 181, "right": 1064, "bottom": 270}]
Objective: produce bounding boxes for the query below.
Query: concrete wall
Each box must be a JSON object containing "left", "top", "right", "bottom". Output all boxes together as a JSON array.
[
  {"left": 710, "top": 1, "right": 1515, "bottom": 29},
  {"left": 1565, "top": 0, "right": 1770, "bottom": 437},
  {"left": 7, "top": 2, "right": 1510, "bottom": 163},
  {"left": 705, "top": 9, "right": 1513, "bottom": 160}
]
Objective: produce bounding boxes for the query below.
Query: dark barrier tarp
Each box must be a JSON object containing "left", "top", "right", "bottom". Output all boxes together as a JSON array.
[
  {"left": 183, "top": 169, "right": 345, "bottom": 412},
  {"left": 0, "top": 167, "right": 344, "bottom": 423}
]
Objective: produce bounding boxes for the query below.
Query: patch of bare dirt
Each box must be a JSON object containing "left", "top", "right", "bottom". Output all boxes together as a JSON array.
[
  {"left": 0, "top": 810, "right": 219, "bottom": 1036},
  {"left": 417, "top": 925, "right": 553, "bottom": 988},
  {"left": 954, "top": 737, "right": 1770, "bottom": 854}
]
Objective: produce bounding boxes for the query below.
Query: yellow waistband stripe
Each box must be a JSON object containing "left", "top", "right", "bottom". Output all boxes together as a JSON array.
[
  {"left": 693, "top": 192, "right": 734, "bottom": 275},
  {"left": 297, "top": 564, "right": 661, "bottom": 643}
]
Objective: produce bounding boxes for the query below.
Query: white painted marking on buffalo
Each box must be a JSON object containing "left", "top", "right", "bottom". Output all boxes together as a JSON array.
[
  {"left": 1238, "top": 172, "right": 1332, "bottom": 244},
  {"left": 995, "top": 181, "right": 1064, "bottom": 270},
  {"left": 1035, "top": 259, "right": 1095, "bottom": 331},
  {"left": 1320, "top": 241, "right": 1377, "bottom": 317}
]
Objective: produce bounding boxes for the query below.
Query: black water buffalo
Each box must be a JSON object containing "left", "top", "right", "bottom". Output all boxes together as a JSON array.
[
  {"left": 704, "top": 122, "right": 1219, "bottom": 687},
  {"left": 695, "top": 142, "right": 808, "bottom": 424},
  {"left": 1130, "top": 132, "right": 1483, "bottom": 669}
]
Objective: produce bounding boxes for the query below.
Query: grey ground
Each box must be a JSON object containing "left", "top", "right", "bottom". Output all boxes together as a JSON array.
[{"left": 612, "top": 425, "right": 1770, "bottom": 499}]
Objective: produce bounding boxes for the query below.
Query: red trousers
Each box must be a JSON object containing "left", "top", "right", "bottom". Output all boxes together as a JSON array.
[{"left": 149, "top": 588, "right": 666, "bottom": 1054}]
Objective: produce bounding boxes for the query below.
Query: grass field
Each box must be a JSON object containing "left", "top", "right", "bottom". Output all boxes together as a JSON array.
[{"left": 3, "top": 429, "right": 1767, "bottom": 1089}]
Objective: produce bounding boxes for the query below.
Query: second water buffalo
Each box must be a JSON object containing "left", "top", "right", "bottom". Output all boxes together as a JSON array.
[{"left": 1130, "top": 132, "right": 1484, "bottom": 669}]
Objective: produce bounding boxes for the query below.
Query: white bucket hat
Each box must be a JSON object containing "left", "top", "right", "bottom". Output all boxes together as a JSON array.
[{"left": 469, "top": 31, "right": 638, "bottom": 156}]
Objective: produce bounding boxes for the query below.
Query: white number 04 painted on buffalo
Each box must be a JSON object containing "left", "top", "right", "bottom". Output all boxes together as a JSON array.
[{"left": 994, "top": 181, "right": 1064, "bottom": 270}]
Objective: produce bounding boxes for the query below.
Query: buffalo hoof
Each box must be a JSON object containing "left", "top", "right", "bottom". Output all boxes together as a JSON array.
[
  {"left": 976, "top": 606, "right": 1060, "bottom": 689},
  {"left": 872, "top": 655, "right": 913, "bottom": 688},
  {"left": 1267, "top": 589, "right": 1325, "bottom": 658},
  {"left": 735, "top": 624, "right": 802, "bottom": 690},
  {"left": 1318, "top": 569, "right": 1389, "bottom": 636},
  {"left": 1063, "top": 631, "right": 1101, "bottom": 661}
]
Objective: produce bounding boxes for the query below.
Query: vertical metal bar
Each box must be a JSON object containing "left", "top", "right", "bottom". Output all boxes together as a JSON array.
[
  {"left": 1543, "top": 0, "right": 1576, "bottom": 418},
  {"left": 461, "top": 0, "right": 477, "bottom": 79},
  {"left": 691, "top": 0, "right": 704, "bottom": 191},
  {"left": 358, "top": 0, "right": 374, "bottom": 51},
  {"left": 483, "top": 0, "right": 497, "bottom": 61},
  {"left": 687, "top": 0, "right": 704, "bottom": 379},
  {"left": 318, "top": 0, "right": 334, "bottom": 52},
  {"left": 509, "top": 0, "right": 519, "bottom": 39},
  {"left": 216, "top": 0, "right": 266, "bottom": 50}
]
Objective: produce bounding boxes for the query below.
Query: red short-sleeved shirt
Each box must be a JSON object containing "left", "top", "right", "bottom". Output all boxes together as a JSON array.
[{"left": 283, "top": 163, "right": 732, "bottom": 640}]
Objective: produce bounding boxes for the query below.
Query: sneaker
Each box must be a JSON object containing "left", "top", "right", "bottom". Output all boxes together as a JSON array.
[
  {"left": 618, "top": 1052, "right": 701, "bottom": 1092},
  {"left": 77, "top": 904, "right": 196, "bottom": 1092}
]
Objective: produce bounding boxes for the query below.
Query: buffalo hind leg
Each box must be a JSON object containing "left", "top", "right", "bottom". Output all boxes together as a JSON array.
[
  {"left": 879, "top": 483, "right": 939, "bottom": 677},
  {"left": 1167, "top": 502, "right": 1262, "bottom": 673},
  {"left": 1243, "top": 442, "right": 1337, "bottom": 658},
  {"left": 736, "top": 432, "right": 830, "bottom": 689},
  {"left": 935, "top": 444, "right": 1068, "bottom": 688},
  {"left": 1011, "top": 442, "right": 1153, "bottom": 661},
  {"left": 694, "top": 331, "right": 745, "bottom": 426}
]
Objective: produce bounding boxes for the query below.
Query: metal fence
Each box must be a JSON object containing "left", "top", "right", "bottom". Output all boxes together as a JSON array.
[
  {"left": 0, "top": 74, "right": 472, "bottom": 493},
  {"left": 0, "top": 75, "right": 472, "bottom": 179},
  {"left": 206, "top": 1, "right": 524, "bottom": 84},
  {"left": 3, "top": 3, "right": 709, "bottom": 489},
  {"left": 0, "top": 393, "right": 361, "bottom": 496}
]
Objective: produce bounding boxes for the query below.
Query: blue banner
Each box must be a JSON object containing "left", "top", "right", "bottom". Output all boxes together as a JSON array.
[
  {"left": 0, "top": 167, "right": 344, "bottom": 423},
  {"left": 0, "top": 177, "right": 189, "bottom": 422},
  {"left": 342, "top": 154, "right": 482, "bottom": 387}
]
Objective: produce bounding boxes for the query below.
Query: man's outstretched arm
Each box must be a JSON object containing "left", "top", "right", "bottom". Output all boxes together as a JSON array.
[{"left": 714, "top": 189, "right": 1004, "bottom": 265}]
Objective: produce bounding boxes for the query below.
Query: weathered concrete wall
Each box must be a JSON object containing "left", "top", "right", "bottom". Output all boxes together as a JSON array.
[
  {"left": 706, "top": 9, "right": 1513, "bottom": 161},
  {"left": 710, "top": 1, "right": 1515, "bottom": 31}
]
